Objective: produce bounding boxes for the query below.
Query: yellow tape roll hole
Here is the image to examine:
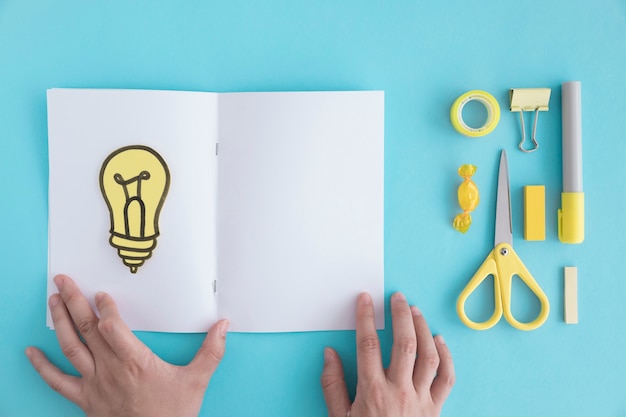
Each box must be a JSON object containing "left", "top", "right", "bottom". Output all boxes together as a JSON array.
[{"left": 450, "top": 90, "right": 500, "bottom": 137}]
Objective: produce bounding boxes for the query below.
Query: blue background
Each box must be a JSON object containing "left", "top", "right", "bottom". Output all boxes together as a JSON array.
[{"left": 1, "top": 1, "right": 625, "bottom": 416}]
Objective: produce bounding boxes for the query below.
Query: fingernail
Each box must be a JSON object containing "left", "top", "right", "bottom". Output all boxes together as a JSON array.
[
  {"left": 53, "top": 275, "right": 64, "bottom": 291},
  {"left": 435, "top": 335, "right": 446, "bottom": 345},
  {"left": 392, "top": 292, "right": 406, "bottom": 302},
  {"left": 219, "top": 319, "right": 229, "bottom": 337},
  {"left": 323, "top": 347, "right": 334, "bottom": 364},
  {"left": 358, "top": 292, "right": 372, "bottom": 304},
  {"left": 410, "top": 305, "right": 422, "bottom": 316},
  {"left": 49, "top": 294, "right": 60, "bottom": 308},
  {"left": 94, "top": 291, "right": 107, "bottom": 304},
  {"left": 24, "top": 347, "right": 33, "bottom": 359}
]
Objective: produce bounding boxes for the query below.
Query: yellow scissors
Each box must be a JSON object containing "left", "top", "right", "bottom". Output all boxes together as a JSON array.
[{"left": 457, "top": 150, "right": 550, "bottom": 331}]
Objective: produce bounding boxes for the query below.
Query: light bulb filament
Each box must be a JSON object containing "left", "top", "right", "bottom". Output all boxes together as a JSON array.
[{"left": 113, "top": 171, "right": 151, "bottom": 238}]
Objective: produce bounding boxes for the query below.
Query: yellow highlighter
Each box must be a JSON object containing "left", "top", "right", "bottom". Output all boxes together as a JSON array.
[{"left": 558, "top": 81, "right": 584, "bottom": 244}]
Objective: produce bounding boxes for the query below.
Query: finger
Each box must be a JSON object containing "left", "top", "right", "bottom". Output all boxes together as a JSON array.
[
  {"left": 411, "top": 306, "right": 440, "bottom": 392},
  {"left": 430, "top": 335, "right": 455, "bottom": 406},
  {"left": 320, "top": 348, "right": 351, "bottom": 417},
  {"left": 49, "top": 293, "right": 94, "bottom": 375},
  {"left": 188, "top": 319, "right": 229, "bottom": 382},
  {"left": 95, "top": 291, "right": 148, "bottom": 361},
  {"left": 25, "top": 347, "right": 83, "bottom": 406},
  {"left": 386, "top": 292, "right": 418, "bottom": 384},
  {"left": 355, "top": 292, "right": 384, "bottom": 382},
  {"left": 54, "top": 275, "right": 108, "bottom": 351}
]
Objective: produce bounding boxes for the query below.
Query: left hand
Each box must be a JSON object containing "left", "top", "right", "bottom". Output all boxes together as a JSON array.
[{"left": 26, "top": 274, "right": 228, "bottom": 417}]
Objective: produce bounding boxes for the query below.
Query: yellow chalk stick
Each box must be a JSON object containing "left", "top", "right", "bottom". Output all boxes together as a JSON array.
[
  {"left": 564, "top": 266, "right": 578, "bottom": 324},
  {"left": 524, "top": 185, "right": 545, "bottom": 241}
]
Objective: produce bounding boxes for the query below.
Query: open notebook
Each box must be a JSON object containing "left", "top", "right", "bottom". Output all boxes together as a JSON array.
[{"left": 47, "top": 89, "right": 384, "bottom": 333}]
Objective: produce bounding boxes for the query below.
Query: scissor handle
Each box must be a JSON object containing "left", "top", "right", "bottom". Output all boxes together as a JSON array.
[
  {"left": 456, "top": 250, "right": 504, "bottom": 331},
  {"left": 496, "top": 243, "right": 550, "bottom": 331}
]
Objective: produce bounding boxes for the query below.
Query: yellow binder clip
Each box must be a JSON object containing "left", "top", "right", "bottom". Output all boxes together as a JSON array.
[{"left": 509, "top": 88, "right": 551, "bottom": 153}]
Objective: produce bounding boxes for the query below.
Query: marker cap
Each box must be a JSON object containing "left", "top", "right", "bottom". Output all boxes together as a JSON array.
[{"left": 558, "top": 192, "right": 584, "bottom": 244}]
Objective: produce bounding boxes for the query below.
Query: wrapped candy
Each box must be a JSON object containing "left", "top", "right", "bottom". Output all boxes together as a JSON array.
[{"left": 453, "top": 164, "right": 479, "bottom": 233}]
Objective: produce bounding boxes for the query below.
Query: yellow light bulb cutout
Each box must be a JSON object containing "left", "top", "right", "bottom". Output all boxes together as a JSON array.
[{"left": 99, "top": 145, "right": 170, "bottom": 273}]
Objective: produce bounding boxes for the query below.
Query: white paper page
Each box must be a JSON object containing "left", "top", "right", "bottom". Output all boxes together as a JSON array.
[
  {"left": 48, "top": 89, "right": 219, "bottom": 332},
  {"left": 217, "top": 91, "right": 384, "bottom": 332}
]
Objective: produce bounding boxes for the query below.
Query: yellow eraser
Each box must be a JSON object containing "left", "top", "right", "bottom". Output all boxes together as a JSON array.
[
  {"left": 524, "top": 185, "right": 545, "bottom": 241},
  {"left": 564, "top": 266, "right": 578, "bottom": 324}
]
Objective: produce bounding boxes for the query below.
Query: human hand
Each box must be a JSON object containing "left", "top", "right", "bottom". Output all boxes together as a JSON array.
[
  {"left": 26, "top": 274, "right": 229, "bottom": 417},
  {"left": 321, "top": 292, "right": 455, "bottom": 417}
]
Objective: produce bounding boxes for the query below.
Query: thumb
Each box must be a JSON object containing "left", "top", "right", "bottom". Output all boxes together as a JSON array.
[
  {"left": 321, "top": 347, "right": 351, "bottom": 417},
  {"left": 189, "top": 319, "right": 229, "bottom": 381}
]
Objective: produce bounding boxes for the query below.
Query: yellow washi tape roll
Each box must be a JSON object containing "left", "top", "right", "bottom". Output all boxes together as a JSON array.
[{"left": 450, "top": 90, "right": 500, "bottom": 137}]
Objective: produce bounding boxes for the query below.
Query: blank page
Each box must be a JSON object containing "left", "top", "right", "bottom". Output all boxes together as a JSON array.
[{"left": 217, "top": 91, "right": 384, "bottom": 332}]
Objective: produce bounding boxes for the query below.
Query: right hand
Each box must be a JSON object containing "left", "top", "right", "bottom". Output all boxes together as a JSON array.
[{"left": 321, "top": 292, "right": 455, "bottom": 417}]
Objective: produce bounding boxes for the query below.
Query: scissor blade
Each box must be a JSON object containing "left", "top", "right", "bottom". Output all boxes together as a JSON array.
[{"left": 494, "top": 150, "right": 513, "bottom": 246}]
